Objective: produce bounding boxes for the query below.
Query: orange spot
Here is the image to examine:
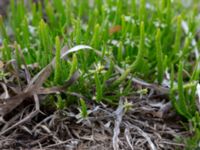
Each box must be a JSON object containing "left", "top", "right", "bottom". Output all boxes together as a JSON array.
[
  {"left": 0, "top": 61, "right": 4, "bottom": 69},
  {"left": 109, "top": 25, "right": 121, "bottom": 35}
]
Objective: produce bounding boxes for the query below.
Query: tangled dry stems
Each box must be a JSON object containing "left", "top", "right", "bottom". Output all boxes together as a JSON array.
[{"left": 0, "top": 93, "right": 187, "bottom": 150}]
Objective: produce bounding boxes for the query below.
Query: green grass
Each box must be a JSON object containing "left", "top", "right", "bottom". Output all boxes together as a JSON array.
[{"left": 0, "top": 0, "right": 200, "bottom": 148}]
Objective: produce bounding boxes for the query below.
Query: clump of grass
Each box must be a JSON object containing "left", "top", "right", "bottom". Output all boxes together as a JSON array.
[
  {"left": 79, "top": 98, "right": 88, "bottom": 118},
  {"left": 0, "top": 0, "right": 200, "bottom": 147},
  {"left": 38, "top": 19, "right": 53, "bottom": 66}
]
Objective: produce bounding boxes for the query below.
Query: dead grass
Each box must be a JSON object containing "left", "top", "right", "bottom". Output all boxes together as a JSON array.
[{"left": 0, "top": 91, "right": 188, "bottom": 149}]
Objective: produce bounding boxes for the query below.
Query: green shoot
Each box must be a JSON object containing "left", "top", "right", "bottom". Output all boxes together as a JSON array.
[
  {"left": 54, "top": 36, "right": 62, "bottom": 84},
  {"left": 80, "top": 98, "right": 88, "bottom": 118},
  {"left": 0, "top": 15, "right": 8, "bottom": 40},
  {"left": 156, "top": 28, "right": 164, "bottom": 84}
]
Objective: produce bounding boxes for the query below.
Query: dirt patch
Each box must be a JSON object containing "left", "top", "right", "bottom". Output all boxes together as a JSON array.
[{"left": 0, "top": 96, "right": 188, "bottom": 149}]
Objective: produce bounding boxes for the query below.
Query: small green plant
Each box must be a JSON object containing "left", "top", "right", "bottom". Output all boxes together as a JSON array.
[
  {"left": 79, "top": 98, "right": 88, "bottom": 118},
  {"left": 113, "top": 21, "right": 145, "bottom": 86},
  {"left": 68, "top": 53, "right": 78, "bottom": 80},
  {"left": 54, "top": 36, "right": 62, "bottom": 84},
  {"left": 173, "top": 15, "right": 182, "bottom": 55},
  {"left": 55, "top": 95, "right": 65, "bottom": 110},
  {"left": 38, "top": 19, "right": 52, "bottom": 66},
  {"left": 0, "top": 15, "right": 8, "bottom": 40},
  {"left": 123, "top": 100, "right": 133, "bottom": 113},
  {"left": 170, "top": 62, "right": 199, "bottom": 119},
  {"left": 155, "top": 28, "right": 164, "bottom": 84},
  {"left": 186, "top": 112, "right": 200, "bottom": 149}
]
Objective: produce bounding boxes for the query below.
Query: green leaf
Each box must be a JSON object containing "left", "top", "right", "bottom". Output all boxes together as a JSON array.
[
  {"left": 80, "top": 98, "right": 88, "bottom": 118},
  {"left": 156, "top": 28, "right": 164, "bottom": 84},
  {"left": 0, "top": 15, "right": 8, "bottom": 40},
  {"left": 174, "top": 15, "right": 182, "bottom": 54},
  {"left": 54, "top": 36, "right": 62, "bottom": 84},
  {"left": 68, "top": 53, "right": 78, "bottom": 79}
]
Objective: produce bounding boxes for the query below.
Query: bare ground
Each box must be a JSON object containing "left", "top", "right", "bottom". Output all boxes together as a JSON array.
[{"left": 0, "top": 93, "right": 188, "bottom": 150}]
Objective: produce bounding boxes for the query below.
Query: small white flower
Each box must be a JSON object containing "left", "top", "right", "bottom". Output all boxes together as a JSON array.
[
  {"left": 110, "top": 40, "right": 119, "bottom": 47},
  {"left": 196, "top": 83, "right": 200, "bottom": 112},
  {"left": 196, "top": 83, "right": 200, "bottom": 103},
  {"left": 28, "top": 25, "right": 35, "bottom": 34},
  {"left": 182, "top": 21, "right": 189, "bottom": 34},
  {"left": 95, "top": 63, "right": 105, "bottom": 73}
]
